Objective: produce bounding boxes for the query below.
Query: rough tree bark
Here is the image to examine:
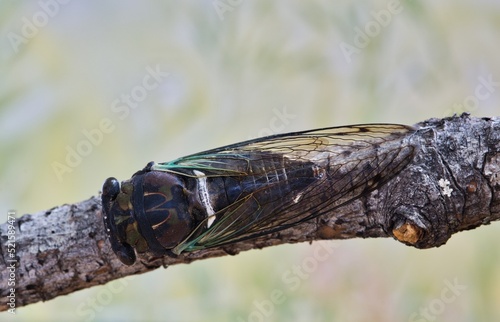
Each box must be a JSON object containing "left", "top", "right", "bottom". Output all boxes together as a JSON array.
[{"left": 1, "top": 114, "right": 499, "bottom": 311}]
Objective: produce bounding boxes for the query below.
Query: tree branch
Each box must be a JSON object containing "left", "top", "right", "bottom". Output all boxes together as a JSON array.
[{"left": 1, "top": 114, "right": 499, "bottom": 311}]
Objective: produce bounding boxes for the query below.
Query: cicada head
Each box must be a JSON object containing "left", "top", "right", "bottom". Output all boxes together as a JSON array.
[
  {"left": 102, "top": 165, "right": 195, "bottom": 265},
  {"left": 102, "top": 177, "right": 140, "bottom": 265}
]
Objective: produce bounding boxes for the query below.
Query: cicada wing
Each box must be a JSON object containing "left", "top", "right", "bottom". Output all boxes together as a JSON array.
[
  {"left": 152, "top": 124, "right": 416, "bottom": 176},
  {"left": 164, "top": 124, "right": 417, "bottom": 253}
]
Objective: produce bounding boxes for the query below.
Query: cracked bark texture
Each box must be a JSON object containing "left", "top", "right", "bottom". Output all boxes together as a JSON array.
[{"left": 1, "top": 114, "right": 499, "bottom": 311}]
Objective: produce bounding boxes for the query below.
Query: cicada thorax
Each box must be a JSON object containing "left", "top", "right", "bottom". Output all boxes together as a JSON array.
[{"left": 102, "top": 166, "right": 208, "bottom": 265}]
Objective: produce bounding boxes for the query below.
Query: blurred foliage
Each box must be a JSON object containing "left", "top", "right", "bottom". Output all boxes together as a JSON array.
[{"left": 1, "top": 1, "right": 500, "bottom": 321}]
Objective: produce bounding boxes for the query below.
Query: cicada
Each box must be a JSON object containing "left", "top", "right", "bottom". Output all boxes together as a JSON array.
[{"left": 101, "top": 124, "right": 417, "bottom": 265}]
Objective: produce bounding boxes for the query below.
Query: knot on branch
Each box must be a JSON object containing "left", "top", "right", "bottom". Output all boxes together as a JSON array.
[{"left": 392, "top": 222, "right": 423, "bottom": 245}]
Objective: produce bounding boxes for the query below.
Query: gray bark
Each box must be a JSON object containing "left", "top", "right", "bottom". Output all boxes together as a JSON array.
[{"left": 1, "top": 114, "right": 499, "bottom": 311}]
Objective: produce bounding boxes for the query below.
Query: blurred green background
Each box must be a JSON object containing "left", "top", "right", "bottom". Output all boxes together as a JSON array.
[{"left": 1, "top": 1, "right": 500, "bottom": 321}]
